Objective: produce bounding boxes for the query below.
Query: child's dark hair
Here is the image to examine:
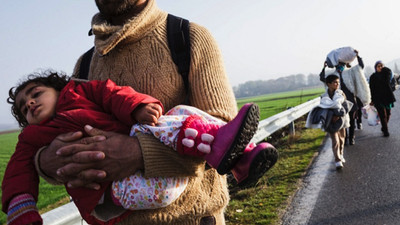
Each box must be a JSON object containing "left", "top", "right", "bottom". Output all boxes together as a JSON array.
[
  {"left": 325, "top": 74, "right": 339, "bottom": 84},
  {"left": 7, "top": 70, "right": 70, "bottom": 128}
]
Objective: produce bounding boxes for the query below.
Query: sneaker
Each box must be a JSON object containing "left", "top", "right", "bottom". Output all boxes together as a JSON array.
[
  {"left": 357, "top": 123, "right": 363, "bottom": 130},
  {"left": 341, "top": 156, "right": 346, "bottom": 163},
  {"left": 349, "top": 139, "right": 355, "bottom": 145},
  {"left": 335, "top": 161, "right": 343, "bottom": 169}
]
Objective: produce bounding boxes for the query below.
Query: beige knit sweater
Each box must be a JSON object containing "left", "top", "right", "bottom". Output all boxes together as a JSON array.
[{"left": 69, "top": 0, "right": 237, "bottom": 224}]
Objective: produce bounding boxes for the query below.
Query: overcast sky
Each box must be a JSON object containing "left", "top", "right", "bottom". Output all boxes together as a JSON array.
[{"left": 1, "top": 0, "right": 400, "bottom": 127}]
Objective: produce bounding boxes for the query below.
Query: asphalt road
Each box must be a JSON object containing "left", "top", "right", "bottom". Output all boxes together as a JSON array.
[{"left": 282, "top": 90, "right": 400, "bottom": 225}]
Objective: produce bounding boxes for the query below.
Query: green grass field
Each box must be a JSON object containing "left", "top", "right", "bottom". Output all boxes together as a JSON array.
[
  {"left": 237, "top": 87, "right": 324, "bottom": 119},
  {"left": 0, "top": 87, "right": 325, "bottom": 224}
]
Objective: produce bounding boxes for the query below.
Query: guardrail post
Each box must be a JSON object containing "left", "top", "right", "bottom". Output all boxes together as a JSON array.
[
  {"left": 288, "top": 121, "right": 295, "bottom": 136},
  {"left": 287, "top": 107, "right": 295, "bottom": 136}
]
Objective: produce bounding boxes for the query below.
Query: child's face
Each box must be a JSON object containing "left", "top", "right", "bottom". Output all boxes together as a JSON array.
[
  {"left": 327, "top": 79, "right": 340, "bottom": 92},
  {"left": 15, "top": 83, "right": 59, "bottom": 125}
]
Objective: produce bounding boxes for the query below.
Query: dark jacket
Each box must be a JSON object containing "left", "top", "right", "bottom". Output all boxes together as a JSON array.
[{"left": 370, "top": 67, "right": 396, "bottom": 106}]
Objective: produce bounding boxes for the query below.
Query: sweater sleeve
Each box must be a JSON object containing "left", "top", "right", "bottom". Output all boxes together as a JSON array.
[
  {"left": 137, "top": 133, "right": 204, "bottom": 178},
  {"left": 187, "top": 23, "right": 237, "bottom": 121}
]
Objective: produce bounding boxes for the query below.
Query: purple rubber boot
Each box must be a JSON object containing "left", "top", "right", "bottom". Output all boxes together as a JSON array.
[
  {"left": 204, "top": 103, "right": 260, "bottom": 175},
  {"left": 231, "top": 142, "right": 278, "bottom": 188}
]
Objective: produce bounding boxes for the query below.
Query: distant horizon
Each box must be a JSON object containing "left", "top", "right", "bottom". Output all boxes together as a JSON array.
[{"left": 0, "top": 123, "right": 19, "bottom": 132}]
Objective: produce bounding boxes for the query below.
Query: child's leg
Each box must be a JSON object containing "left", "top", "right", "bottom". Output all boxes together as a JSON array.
[
  {"left": 111, "top": 171, "right": 188, "bottom": 210},
  {"left": 329, "top": 131, "right": 342, "bottom": 162},
  {"left": 170, "top": 105, "right": 278, "bottom": 188},
  {"left": 131, "top": 104, "right": 277, "bottom": 189},
  {"left": 176, "top": 103, "right": 261, "bottom": 175},
  {"left": 338, "top": 128, "right": 346, "bottom": 158},
  {"left": 130, "top": 105, "right": 226, "bottom": 152},
  {"left": 109, "top": 118, "right": 190, "bottom": 210},
  {"left": 130, "top": 105, "right": 225, "bottom": 151},
  {"left": 130, "top": 117, "right": 186, "bottom": 150}
]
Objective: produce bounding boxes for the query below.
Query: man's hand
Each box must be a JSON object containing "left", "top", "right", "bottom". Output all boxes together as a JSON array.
[
  {"left": 38, "top": 131, "right": 87, "bottom": 182},
  {"left": 132, "top": 103, "right": 162, "bottom": 126},
  {"left": 39, "top": 125, "right": 143, "bottom": 189}
]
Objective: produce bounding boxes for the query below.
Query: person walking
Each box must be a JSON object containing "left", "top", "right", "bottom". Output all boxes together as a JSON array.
[
  {"left": 307, "top": 74, "right": 352, "bottom": 169},
  {"left": 369, "top": 61, "right": 396, "bottom": 137},
  {"left": 320, "top": 49, "right": 370, "bottom": 145}
]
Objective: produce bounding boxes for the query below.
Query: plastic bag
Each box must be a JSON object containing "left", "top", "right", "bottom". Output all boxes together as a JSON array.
[
  {"left": 326, "top": 46, "right": 357, "bottom": 68},
  {"left": 362, "top": 105, "right": 380, "bottom": 126}
]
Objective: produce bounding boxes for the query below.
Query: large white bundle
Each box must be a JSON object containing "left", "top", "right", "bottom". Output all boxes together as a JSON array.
[
  {"left": 341, "top": 65, "right": 371, "bottom": 105},
  {"left": 326, "top": 46, "right": 357, "bottom": 68}
]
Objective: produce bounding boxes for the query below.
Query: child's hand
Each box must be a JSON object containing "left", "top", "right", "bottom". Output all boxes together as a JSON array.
[{"left": 132, "top": 103, "right": 163, "bottom": 126}]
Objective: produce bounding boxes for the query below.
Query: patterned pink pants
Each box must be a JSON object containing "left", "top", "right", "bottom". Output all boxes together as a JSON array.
[{"left": 111, "top": 105, "right": 225, "bottom": 210}]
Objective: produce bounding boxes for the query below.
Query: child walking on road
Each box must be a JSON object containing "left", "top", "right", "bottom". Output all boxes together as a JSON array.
[
  {"left": 306, "top": 74, "right": 353, "bottom": 169},
  {"left": 2, "top": 71, "right": 278, "bottom": 225}
]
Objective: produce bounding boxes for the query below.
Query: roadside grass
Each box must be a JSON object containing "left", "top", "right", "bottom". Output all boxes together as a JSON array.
[{"left": 0, "top": 87, "right": 325, "bottom": 224}]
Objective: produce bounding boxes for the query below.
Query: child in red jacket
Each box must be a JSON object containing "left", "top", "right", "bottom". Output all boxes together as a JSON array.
[{"left": 3, "top": 71, "right": 278, "bottom": 225}]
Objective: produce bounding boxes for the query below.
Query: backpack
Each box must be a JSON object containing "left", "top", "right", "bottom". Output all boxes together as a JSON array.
[{"left": 79, "top": 14, "right": 191, "bottom": 103}]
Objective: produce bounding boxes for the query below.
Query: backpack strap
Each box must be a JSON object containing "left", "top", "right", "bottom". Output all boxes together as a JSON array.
[
  {"left": 167, "top": 14, "right": 191, "bottom": 104},
  {"left": 78, "top": 46, "right": 95, "bottom": 80}
]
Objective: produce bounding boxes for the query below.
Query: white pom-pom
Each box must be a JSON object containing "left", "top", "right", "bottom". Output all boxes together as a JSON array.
[
  {"left": 182, "top": 138, "right": 195, "bottom": 148},
  {"left": 197, "top": 143, "right": 211, "bottom": 154}
]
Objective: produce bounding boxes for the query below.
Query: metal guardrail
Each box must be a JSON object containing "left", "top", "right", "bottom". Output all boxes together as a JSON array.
[
  {"left": 251, "top": 97, "right": 320, "bottom": 143},
  {"left": 42, "top": 97, "right": 321, "bottom": 224},
  {"left": 42, "top": 202, "right": 87, "bottom": 225}
]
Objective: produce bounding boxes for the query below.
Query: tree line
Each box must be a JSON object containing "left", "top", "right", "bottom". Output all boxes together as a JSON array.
[
  {"left": 233, "top": 73, "right": 322, "bottom": 98},
  {"left": 233, "top": 62, "right": 400, "bottom": 98}
]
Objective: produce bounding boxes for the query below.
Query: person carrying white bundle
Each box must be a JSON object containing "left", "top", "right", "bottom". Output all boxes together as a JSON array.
[
  {"left": 326, "top": 46, "right": 357, "bottom": 68},
  {"left": 319, "top": 49, "right": 370, "bottom": 146}
]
